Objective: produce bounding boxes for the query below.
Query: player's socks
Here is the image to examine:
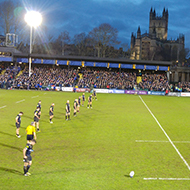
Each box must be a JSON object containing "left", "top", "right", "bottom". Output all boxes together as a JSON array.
[
  {"left": 27, "top": 165, "right": 30, "bottom": 172},
  {"left": 50, "top": 118, "right": 52, "bottom": 122},
  {"left": 65, "top": 115, "right": 67, "bottom": 120},
  {"left": 24, "top": 166, "right": 27, "bottom": 174},
  {"left": 68, "top": 115, "right": 70, "bottom": 120}
]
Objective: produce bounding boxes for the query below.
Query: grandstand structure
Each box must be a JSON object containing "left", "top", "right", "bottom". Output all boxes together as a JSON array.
[
  {"left": 0, "top": 46, "right": 171, "bottom": 72},
  {"left": 2, "top": 45, "right": 188, "bottom": 84}
]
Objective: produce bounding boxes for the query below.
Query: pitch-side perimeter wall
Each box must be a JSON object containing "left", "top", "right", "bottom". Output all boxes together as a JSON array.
[{"left": 54, "top": 87, "right": 190, "bottom": 97}]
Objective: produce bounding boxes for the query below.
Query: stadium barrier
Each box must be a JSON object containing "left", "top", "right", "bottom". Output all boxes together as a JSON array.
[
  {"left": 74, "top": 88, "right": 91, "bottom": 92},
  {"left": 181, "top": 93, "right": 190, "bottom": 97},
  {"left": 61, "top": 87, "right": 73, "bottom": 92},
  {"left": 168, "top": 92, "right": 181, "bottom": 97},
  {"left": 125, "top": 90, "right": 148, "bottom": 95},
  {"left": 28, "top": 86, "right": 189, "bottom": 97},
  {"left": 148, "top": 91, "right": 165, "bottom": 96}
]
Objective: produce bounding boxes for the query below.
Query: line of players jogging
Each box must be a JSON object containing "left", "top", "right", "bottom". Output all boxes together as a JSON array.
[
  {"left": 65, "top": 90, "right": 97, "bottom": 120},
  {"left": 16, "top": 90, "right": 97, "bottom": 176}
]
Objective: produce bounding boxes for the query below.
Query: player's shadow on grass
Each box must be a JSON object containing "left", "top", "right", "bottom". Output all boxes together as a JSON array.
[
  {"left": 124, "top": 174, "right": 131, "bottom": 178},
  {"left": 54, "top": 116, "right": 63, "bottom": 120},
  {"left": 0, "top": 143, "right": 22, "bottom": 152},
  {"left": 0, "top": 167, "right": 23, "bottom": 175},
  {"left": 0, "top": 130, "right": 15, "bottom": 137},
  {"left": 23, "top": 115, "right": 33, "bottom": 120},
  {"left": 10, "top": 124, "right": 25, "bottom": 129}
]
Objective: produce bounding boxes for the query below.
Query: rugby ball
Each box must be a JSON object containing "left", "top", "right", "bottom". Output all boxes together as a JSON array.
[{"left": 129, "top": 171, "right": 135, "bottom": 178}]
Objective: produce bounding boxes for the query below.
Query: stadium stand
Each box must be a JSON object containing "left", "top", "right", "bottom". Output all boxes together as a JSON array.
[{"left": 0, "top": 65, "right": 173, "bottom": 91}]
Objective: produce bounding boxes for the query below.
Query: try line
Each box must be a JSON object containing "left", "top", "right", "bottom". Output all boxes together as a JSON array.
[{"left": 139, "top": 95, "right": 190, "bottom": 171}]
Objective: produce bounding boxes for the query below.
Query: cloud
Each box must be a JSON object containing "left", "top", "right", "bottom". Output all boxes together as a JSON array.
[{"left": 0, "top": 0, "right": 189, "bottom": 48}]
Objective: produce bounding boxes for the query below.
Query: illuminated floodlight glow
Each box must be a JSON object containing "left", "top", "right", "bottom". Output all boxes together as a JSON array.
[{"left": 24, "top": 11, "right": 42, "bottom": 27}]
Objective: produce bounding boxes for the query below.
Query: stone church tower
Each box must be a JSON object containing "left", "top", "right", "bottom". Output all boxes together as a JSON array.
[
  {"left": 149, "top": 7, "right": 168, "bottom": 40},
  {"left": 130, "top": 8, "right": 184, "bottom": 61}
]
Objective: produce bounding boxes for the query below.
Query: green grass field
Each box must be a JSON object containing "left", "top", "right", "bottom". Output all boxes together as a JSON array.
[{"left": 1, "top": 89, "right": 190, "bottom": 190}]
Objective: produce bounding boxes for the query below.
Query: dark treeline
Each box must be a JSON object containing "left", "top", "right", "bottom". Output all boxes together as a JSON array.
[
  {"left": 0, "top": 0, "right": 189, "bottom": 61},
  {"left": 0, "top": 0, "right": 130, "bottom": 59}
]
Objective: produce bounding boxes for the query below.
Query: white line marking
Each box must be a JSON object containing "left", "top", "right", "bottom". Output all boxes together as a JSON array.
[
  {"left": 139, "top": 95, "right": 190, "bottom": 171},
  {"left": 136, "top": 140, "right": 169, "bottom": 143},
  {"left": 136, "top": 140, "right": 190, "bottom": 143},
  {"left": 16, "top": 99, "right": 25, "bottom": 103},
  {"left": 144, "top": 178, "right": 190, "bottom": 180},
  {"left": 31, "top": 95, "right": 39, "bottom": 98},
  {"left": 0, "top": 105, "right": 7, "bottom": 109}
]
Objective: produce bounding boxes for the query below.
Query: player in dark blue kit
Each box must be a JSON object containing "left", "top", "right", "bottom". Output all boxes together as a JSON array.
[
  {"left": 65, "top": 100, "right": 71, "bottom": 120},
  {"left": 36, "top": 100, "right": 41, "bottom": 111},
  {"left": 15, "top": 112, "right": 23, "bottom": 138},
  {"left": 77, "top": 96, "right": 81, "bottom": 112},
  {"left": 23, "top": 139, "right": 36, "bottom": 176},
  {"left": 82, "top": 93, "right": 85, "bottom": 106},
  {"left": 34, "top": 107, "right": 41, "bottom": 132},
  {"left": 92, "top": 90, "right": 97, "bottom": 100},
  {"left": 87, "top": 95, "right": 92, "bottom": 109},
  {"left": 49, "top": 103, "right": 54, "bottom": 123},
  {"left": 73, "top": 99, "right": 78, "bottom": 116}
]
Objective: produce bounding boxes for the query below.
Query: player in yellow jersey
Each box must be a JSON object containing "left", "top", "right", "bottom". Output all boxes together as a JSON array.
[{"left": 26, "top": 122, "right": 37, "bottom": 143}]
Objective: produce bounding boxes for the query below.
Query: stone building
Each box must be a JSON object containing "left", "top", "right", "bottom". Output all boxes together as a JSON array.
[{"left": 130, "top": 8, "right": 185, "bottom": 62}]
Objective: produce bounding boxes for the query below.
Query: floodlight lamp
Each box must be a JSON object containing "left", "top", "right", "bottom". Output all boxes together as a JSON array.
[{"left": 25, "top": 11, "right": 42, "bottom": 27}]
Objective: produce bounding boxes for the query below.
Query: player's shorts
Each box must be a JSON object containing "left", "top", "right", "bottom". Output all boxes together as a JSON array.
[
  {"left": 27, "top": 135, "right": 34, "bottom": 141},
  {"left": 24, "top": 155, "right": 32, "bottom": 162},
  {"left": 16, "top": 123, "right": 20, "bottom": 128},
  {"left": 34, "top": 116, "right": 39, "bottom": 122},
  {"left": 49, "top": 112, "right": 53, "bottom": 116},
  {"left": 66, "top": 110, "right": 70, "bottom": 114}
]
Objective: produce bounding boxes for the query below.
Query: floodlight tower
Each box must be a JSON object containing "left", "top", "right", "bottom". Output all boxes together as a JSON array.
[{"left": 24, "top": 11, "right": 42, "bottom": 77}]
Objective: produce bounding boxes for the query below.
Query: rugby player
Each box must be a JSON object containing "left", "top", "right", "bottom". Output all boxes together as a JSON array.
[
  {"left": 49, "top": 103, "right": 54, "bottom": 123},
  {"left": 73, "top": 99, "right": 78, "bottom": 116},
  {"left": 23, "top": 139, "right": 36, "bottom": 176},
  {"left": 82, "top": 93, "right": 85, "bottom": 106},
  {"left": 15, "top": 112, "right": 23, "bottom": 138},
  {"left": 34, "top": 107, "right": 41, "bottom": 132},
  {"left": 87, "top": 94, "right": 92, "bottom": 109},
  {"left": 65, "top": 100, "right": 71, "bottom": 120},
  {"left": 36, "top": 100, "right": 41, "bottom": 111},
  {"left": 92, "top": 90, "right": 97, "bottom": 100},
  {"left": 77, "top": 96, "right": 81, "bottom": 112}
]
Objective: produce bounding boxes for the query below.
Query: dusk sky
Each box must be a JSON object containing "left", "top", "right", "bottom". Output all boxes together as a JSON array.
[{"left": 1, "top": 0, "right": 190, "bottom": 48}]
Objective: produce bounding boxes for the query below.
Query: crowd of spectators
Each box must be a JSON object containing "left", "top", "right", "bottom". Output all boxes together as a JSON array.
[
  {"left": 138, "top": 74, "right": 170, "bottom": 91},
  {"left": 0, "top": 65, "right": 21, "bottom": 89},
  {"left": 0, "top": 65, "right": 174, "bottom": 92}
]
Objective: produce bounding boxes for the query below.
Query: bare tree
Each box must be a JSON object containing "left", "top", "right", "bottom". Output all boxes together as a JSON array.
[
  {"left": 120, "top": 43, "right": 130, "bottom": 58},
  {"left": 73, "top": 32, "right": 91, "bottom": 56},
  {"left": 0, "top": 0, "right": 24, "bottom": 34},
  {"left": 88, "top": 23, "right": 120, "bottom": 57},
  {"left": 58, "top": 31, "right": 70, "bottom": 55}
]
